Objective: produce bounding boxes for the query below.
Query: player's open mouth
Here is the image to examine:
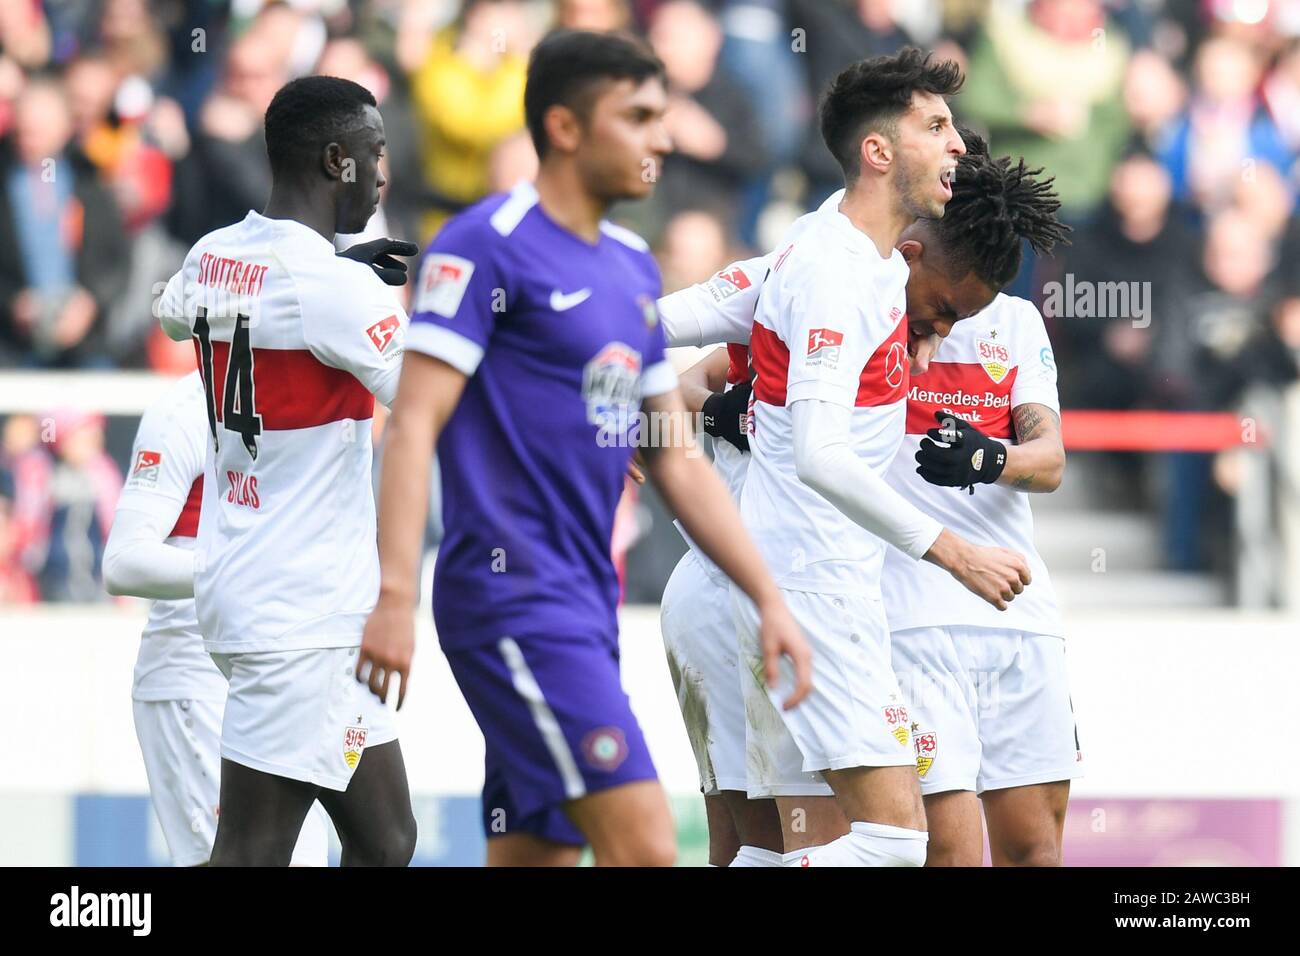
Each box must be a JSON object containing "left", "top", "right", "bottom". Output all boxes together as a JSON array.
[{"left": 939, "top": 167, "right": 955, "bottom": 199}]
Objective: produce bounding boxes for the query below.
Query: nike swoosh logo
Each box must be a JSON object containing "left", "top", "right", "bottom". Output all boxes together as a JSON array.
[{"left": 550, "top": 288, "right": 593, "bottom": 311}]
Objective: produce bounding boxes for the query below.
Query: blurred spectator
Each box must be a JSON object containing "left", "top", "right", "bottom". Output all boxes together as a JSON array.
[
  {"left": 405, "top": 0, "right": 532, "bottom": 239},
  {"left": 962, "top": 0, "right": 1132, "bottom": 221},
  {"left": 0, "top": 481, "right": 40, "bottom": 603},
  {"left": 39, "top": 410, "right": 122, "bottom": 602},
  {"left": 1061, "top": 152, "right": 1196, "bottom": 410},
  {"left": 1263, "top": 38, "right": 1300, "bottom": 152},
  {"left": 0, "top": 77, "right": 129, "bottom": 368},
  {"left": 642, "top": 0, "right": 765, "bottom": 240},
  {"left": 166, "top": 22, "right": 287, "bottom": 244},
  {"left": 1124, "top": 48, "right": 1187, "bottom": 146},
  {"left": 789, "top": 0, "right": 914, "bottom": 204},
  {"left": 0, "top": 55, "right": 24, "bottom": 138},
  {"left": 98, "top": 0, "right": 169, "bottom": 81},
  {"left": 716, "top": 0, "right": 807, "bottom": 244},
  {"left": 1157, "top": 208, "right": 1278, "bottom": 571},
  {"left": 0, "top": 0, "right": 52, "bottom": 71},
  {"left": 67, "top": 55, "right": 188, "bottom": 366},
  {"left": 0, "top": 414, "right": 52, "bottom": 603},
  {"left": 1155, "top": 34, "right": 1294, "bottom": 216},
  {"left": 486, "top": 128, "right": 538, "bottom": 192},
  {"left": 557, "top": 0, "right": 632, "bottom": 30},
  {"left": 656, "top": 208, "right": 730, "bottom": 293}
]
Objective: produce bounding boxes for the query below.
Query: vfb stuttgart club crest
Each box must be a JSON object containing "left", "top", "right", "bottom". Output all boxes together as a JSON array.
[
  {"left": 977, "top": 336, "right": 1011, "bottom": 384},
  {"left": 881, "top": 704, "right": 911, "bottom": 746},
  {"left": 583, "top": 342, "right": 642, "bottom": 439},
  {"left": 343, "top": 725, "right": 368, "bottom": 770},
  {"left": 914, "top": 730, "right": 938, "bottom": 778}
]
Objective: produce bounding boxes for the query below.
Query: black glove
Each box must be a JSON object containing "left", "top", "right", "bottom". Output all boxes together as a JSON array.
[
  {"left": 915, "top": 410, "right": 1006, "bottom": 494},
  {"left": 337, "top": 238, "right": 421, "bottom": 286},
  {"left": 701, "top": 381, "right": 752, "bottom": 452}
]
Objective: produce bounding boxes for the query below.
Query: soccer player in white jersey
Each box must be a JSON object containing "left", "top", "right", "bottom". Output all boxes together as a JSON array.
[
  {"left": 884, "top": 160, "right": 1079, "bottom": 865},
  {"left": 156, "top": 77, "right": 416, "bottom": 866},
  {"left": 103, "top": 372, "right": 331, "bottom": 866},
  {"left": 659, "top": 128, "right": 1069, "bottom": 865}
]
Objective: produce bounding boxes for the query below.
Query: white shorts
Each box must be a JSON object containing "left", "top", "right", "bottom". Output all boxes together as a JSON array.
[
  {"left": 132, "top": 696, "right": 332, "bottom": 866},
  {"left": 211, "top": 646, "right": 399, "bottom": 792},
  {"left": 891, "top": 626, "right": 1083, "bottom": 795},
  {"left": 661, "top": 552, "right": 746, "bottom": 795},
  {"left": 732, "top": 587, "right": 915, "bottom": 798}
]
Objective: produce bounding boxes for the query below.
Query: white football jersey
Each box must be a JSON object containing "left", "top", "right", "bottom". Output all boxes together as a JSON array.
[
  {"left": 118, "top": 372, "right": 227, "bottom": 701},
  {"left": 668, "top": 343, "right": 754, "bottom": 584},
  {"left": 159, "top": 211, "right": 408, "bottom": 652},
  {"left": 741, "top": 207, "right": 911, "bottom": 595},
  {"left": 882, "top": 293, "right": 1063, "bottom": 635}
]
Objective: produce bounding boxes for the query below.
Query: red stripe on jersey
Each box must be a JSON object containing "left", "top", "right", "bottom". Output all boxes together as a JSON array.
[
  {"left": 750, "top": 322, "right": 789, "bottom": 405},
  {"left": 198, "top": 342, "right": 375, "bottom": 430},
  {"left": 725, "top": 343, "right": 751, "bottom": 385},
  {"left": 752, "top": 314, "right": 911, "bottom": 408},
  {"left": 856, "top": 312, "right": 910, "bottom": 407},
  {"left": 169, "top": 476, "right": 203, "bottom": 538},
  {"left": 905, "top": 362, "right": 1018, "bottom": 439}
]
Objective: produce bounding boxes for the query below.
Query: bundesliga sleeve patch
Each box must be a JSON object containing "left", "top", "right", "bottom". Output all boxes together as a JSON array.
[
  {"left": 805, "top": 328, "right": 844, "bottom": 369},
  {"left": 366, "top": 314, "right": 401, "bottom": 356},
  {"left": 414, "top": 254, "right": 475, "bottom": 318},
  {"left": 707, "top": 265, "right": 752, "bottom": 301},
  {"left": 128, "top": 450, "right": 162, "bottom": 488}
]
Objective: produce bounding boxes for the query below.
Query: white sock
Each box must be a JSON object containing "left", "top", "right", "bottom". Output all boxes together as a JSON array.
[
  {"left": 800, "top": 822, "right": 928, "bottom": 867},
  {"left": 783, "top": 849, "right": 815, "bottom": 867},
  {"left": 729, "top": 845, "right": 784, "bottom": 867}
]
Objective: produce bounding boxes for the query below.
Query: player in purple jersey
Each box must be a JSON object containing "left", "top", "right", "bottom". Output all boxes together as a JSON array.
[{"left": 358, "top": 30, "right": 811, "bottom": 867}]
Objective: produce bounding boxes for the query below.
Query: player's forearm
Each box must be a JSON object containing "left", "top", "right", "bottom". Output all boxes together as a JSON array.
[
  {"left": 374, "top": 410, "right": 434, "bottom": 605},
  {"left": 648, "top": 448, "right": 781, "bottom": 608},
  {"left": 791, "top": 400, "right": 943, "bottom": 560},
  {"left": 103, "top": 510, "right": 195, "bottom": 600},
  {"left": 999, "top": 404, "right": 1065, "bottom": 493},
  {"left": 678, "top": 348, "right": 730, "bottom": 415},
  {"left": 997, "top": 438, "right": 1065, "bottom": 492}
]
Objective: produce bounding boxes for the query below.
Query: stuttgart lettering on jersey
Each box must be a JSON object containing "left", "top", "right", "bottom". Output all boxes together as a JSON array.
[{"left": 195, "top": 253, "right": 269, "bottom": 297}]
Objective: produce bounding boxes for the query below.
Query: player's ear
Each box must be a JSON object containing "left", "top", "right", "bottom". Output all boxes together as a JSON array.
[
  {"left": 322, "top": 141, "right": 347, "bottom": 181},
  {"left": 860, "top": 131, "right": 892, "bottom": 176},
  {"left": 543, "top": 103, "right": 583, "bottom": 155},
  {"left": 898, "top": 238, "right": 924, "bottom": 264}
]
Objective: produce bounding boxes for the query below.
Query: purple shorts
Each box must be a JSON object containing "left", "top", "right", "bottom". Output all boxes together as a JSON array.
[{"left": 445, "top": 632, "right": 658, "bottom": 846}]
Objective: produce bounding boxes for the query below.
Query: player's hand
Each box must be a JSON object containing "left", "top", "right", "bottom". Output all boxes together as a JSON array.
[
  {"left": 357, "top": 596, "right": 416, "bottom": 709},
  {"left": 908, "top": 329, "right": 940, "bottom": 375},
  {"left": 757, "top": 596, "right": 812, "bottom": 710},
  {"left": 947, "top": 540, "right": 1031, "bottom": 611},
  {"left": 701, "top": 382, "right": 751, "bottom": 452},
  {"left": 337, "top": 238, "right": 421, "bottom": 286},
  {"left": 916, "top": 411, "right": 1007, "bottom": 493},
  {"left": 627, "top": 448, "right": 647, "bottom": 484}
]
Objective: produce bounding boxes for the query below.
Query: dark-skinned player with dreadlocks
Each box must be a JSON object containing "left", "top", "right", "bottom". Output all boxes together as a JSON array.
[{"left": 657, "top": 91, "right": 1071, "bottom": 866}]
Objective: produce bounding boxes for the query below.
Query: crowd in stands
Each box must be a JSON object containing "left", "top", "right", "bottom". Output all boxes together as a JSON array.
[{"left": 4, "top": 0, "right": 1300, "bottom": 597}]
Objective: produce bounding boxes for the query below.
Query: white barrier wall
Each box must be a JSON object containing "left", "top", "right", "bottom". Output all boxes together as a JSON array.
[
  {"left": 3, "top": 603, "right": 1299, "bottom": 799},
  {"left": 2, "top": 604, "right": 1298, "bottom": 864}
]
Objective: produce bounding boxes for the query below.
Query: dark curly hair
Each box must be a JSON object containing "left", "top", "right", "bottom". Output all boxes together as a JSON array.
[
  {"left": 819, "top": 47, "right": 964, "bottom": 183},
  {"left": 931, "top": 139, "right": 1072, "bottom": 290}
]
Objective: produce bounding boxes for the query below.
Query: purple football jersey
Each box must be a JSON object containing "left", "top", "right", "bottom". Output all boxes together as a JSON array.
[{"left": 406, "top": 182, "right": 676, "bottom": 650}]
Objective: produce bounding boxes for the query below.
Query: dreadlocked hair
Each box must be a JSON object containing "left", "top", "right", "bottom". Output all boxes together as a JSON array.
[{"left": 932, "top": 151, "right": 1072, "bottom": 290}]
